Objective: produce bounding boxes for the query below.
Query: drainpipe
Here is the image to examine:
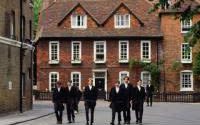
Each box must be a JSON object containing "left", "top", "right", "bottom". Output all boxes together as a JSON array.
[{"left": 19, "top": 0, "right": 23, "bottom": 113}]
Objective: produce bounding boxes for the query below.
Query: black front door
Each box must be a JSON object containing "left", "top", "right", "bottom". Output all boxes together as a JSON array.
[{"left": 95, "top": 78, "right": 105, "bottom": 99}]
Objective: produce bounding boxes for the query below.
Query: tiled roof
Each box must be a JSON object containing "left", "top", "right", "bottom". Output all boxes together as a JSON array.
[{"left": 38, "top": 0, "right": 163, "bottom": 39}]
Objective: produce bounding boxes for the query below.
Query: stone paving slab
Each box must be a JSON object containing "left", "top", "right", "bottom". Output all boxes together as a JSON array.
[
  {"left": 17, "top": 101, "right": 200, "bottom": 125},
  {"left": 0, "top": 101, "right": 54, "bottom": 125}
]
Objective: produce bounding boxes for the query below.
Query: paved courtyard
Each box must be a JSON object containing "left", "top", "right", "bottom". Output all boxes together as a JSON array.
[{"left": 17, "top": 101, "right": 200, "bottom": 125}]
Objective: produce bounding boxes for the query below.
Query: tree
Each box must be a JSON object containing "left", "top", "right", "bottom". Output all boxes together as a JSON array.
[
  {"left": 193, "top": 52, "right": 200, "bottom": 77},
  {"left": 34, "top": 0, "right": 42, "bottom": 30},
  {"left": 149, "top": 0, "right": 200, "bottom": 47}
]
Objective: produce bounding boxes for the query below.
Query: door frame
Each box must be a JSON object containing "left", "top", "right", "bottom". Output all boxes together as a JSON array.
[{"left": 92, "top": 69, "right": 107, "bottom": 92}]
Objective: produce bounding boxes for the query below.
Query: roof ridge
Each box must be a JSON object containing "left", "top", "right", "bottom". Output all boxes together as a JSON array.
[
  {"left": 57, "top": 2, "right": 102, "bottom": 26},
  {"left": 101, "top": 2, "right": 144, "bottom": 26}
]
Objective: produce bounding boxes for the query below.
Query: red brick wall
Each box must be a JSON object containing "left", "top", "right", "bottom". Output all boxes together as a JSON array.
[
  {"left": 37, "top": 39, "right": 161, "bottom": 91},
  {"left": 160, "top": 14, "right": 200, "bottom": 92}
]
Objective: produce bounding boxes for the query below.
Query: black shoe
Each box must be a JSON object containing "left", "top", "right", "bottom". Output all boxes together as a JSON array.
[
  {"left": 118, "top": 121, "right": 121, "bottom": 125},
  {"left": 86, "top": 122, "right": 89, "bottom": 125},
  {"left": 68, "top": 121, "right": 72, "bottom": 123},
  {"left": 90, "top": 123, "right": 93, "bottom": 125},
  {"left": 136, "top": 120, "right": 139, "bottom": 124},
  {"left": 139, "top": 120, "right": 142, "bottom": 123},
  {"left": 110, "top": 122, "right": 114, "bottom": 125},
  {"left": 127, "top": 121, "right": 130, "bottom": 124}
]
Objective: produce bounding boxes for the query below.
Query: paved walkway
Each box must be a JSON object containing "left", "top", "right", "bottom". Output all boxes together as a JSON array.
[
  {"left": 1, "top": 101, "right": 200, "bottom": 125},
  {"left": 0, "top": 101, "right": 54, "bottom": 125}
]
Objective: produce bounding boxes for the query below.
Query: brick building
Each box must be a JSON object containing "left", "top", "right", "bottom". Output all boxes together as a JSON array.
[
  {"left": 0, "top": 0, "right": 34, "bottom": 113},
  {"left": 36, "top": 0, "right": 200, "bottom": 97}
]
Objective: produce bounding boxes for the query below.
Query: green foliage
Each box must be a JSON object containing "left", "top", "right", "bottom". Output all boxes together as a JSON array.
[
  {"left": 149, "top": 0, "right": 200, "bottom": 46},
  {"left": 34, "top": 0, "right": 42, "bottom": 30},
  {"left": 184, "top": 21, "right": 200, "bottom": 47},
  {"left": 193, "top": 52, "right": 200, "bottom": 76},
  {"left": 171, "top": 61, "right": 182, "bottom": 71},
  {"left": 129, "top": 59, "right": 163, "bottom": 90}
]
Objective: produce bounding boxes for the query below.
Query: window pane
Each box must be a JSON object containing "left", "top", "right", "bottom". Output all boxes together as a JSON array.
[
  {"left": 142, "top": 42, "right": 150, "bottom": 59},
  {"left": 72, "top": 73, "right": 80, "bottom": 87},
  {"left": 50, "top": 73, "right": 58, "bottom": 91},
  {"left": 182, "top": 20, "right": 191, "bottom": 32},
  {"left": 51, "top": 43, "right": 58, "bottom": 61},
  {"left": 73, "top": 42, "right": 80, "bottom": 61},
  {"left": 120, "top": 42, "right": 128, "bottom": 60},
  {"left": 181, "top": 72, "right": 192, "bottom": 89},
  {"left": 115, "top": 14, "right": 130, "bottom": 27},
  {"left": 182, "top": 43, "right": 191, "bottom": 61},
  {"left": 95, "top": 42, "right": 105, "bottom": 61}
]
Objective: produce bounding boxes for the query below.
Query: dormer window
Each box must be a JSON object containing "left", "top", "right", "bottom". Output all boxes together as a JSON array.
[
  {"left": 71, "top": 15, "right": 87, "bottom": 29},
  {"left": 181, "top": 19, "right": 192, "bottom": 33},
  {"left": 114, "top": 14, "right": 130, "bottom": 28}
]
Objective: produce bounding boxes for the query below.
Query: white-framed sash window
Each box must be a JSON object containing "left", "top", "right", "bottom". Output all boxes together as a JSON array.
[
  {"left": 71, "top": 41, "right": 82, "bottom": 64},
  {"left": 49, "top": 41, "right": 59, "bottom": 64},
  {"left": 94, "top": 41, "right": 106, "bottom": 63},
  {"left": 180, "top": 70, "right": 193, "bottom": 91},
  {"left": 71, "top": 15, "right": 87, "bottom": 29},
  {"left": 114, "top": 14, "right": 130, "bottom": 28},
  {"left": 181, "top": 43, "right": 192, "bottom": 63},
  {"left": 141, "top": 40, "right": 151, "bottom": 63},
  {"left": 181, "top": 19, "right": 192, "bottom": 33},
  {"left": 49, "top": 72, "right": 59, "bottom": 91},
  {"left": 119, "top": 40, "right": 129, "bottom": 63},
  {"left": 141, "top": 71, "right": 151, "bottom": 88},
  {"left": 71, "top": 72, "right": 81, "bottom": 89}
]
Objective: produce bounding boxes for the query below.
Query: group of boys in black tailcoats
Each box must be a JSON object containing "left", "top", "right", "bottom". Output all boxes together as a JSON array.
[
  {"left": 52, "top": 81, "right": 82, "bottom": 124},
  {"left": 109, "top": 76, "right": 151, "bottom": 125},
  {"left": 52, "top": 78, "right": 98, "bottom": 125},
  {"left": 52, "top": 77, "right": 154, "bottom": 125}
]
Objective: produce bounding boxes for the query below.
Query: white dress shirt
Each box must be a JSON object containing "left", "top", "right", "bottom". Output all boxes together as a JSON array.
[
  {"left": 89, "top": 85, "right": 92, "bottom": 90},
  {"left": 137, "top": 85, "right": 141, "bottom": 91},
  {"left": 57, "top": 87, "right": 61, "bottom": 92},
  {"left": 68, "top": 86, "right": 72, "bottom": 91},
  {"left": 124, "top": 83, "right": 128, "bottom": 88},
  {"left": 116, "top": 87, "right": 119, "bottom": 93}
]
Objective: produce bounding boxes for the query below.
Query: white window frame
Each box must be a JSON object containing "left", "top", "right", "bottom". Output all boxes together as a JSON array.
[
  {"left": 181, "top": 43, "right": 192, "bottom": 63},
  {"left": 119, "top": 40, "right": 129, "bottom": 63},
  {"left": 94, "top": 41, "right": 106, "bottom": 63},
  {"left": 141, "top": 71, "right": 151, "bottom": 88},
  {"left": 119, "top": 71, "right": 130, "bottom": 84},
  {"left": 71, "top": 15, "right": 87, "bottom": 29},
  {"left": 141, "top": 40, "right": 151, "bottom": 63},
  {"left": 181, "top": 19, "right": 192, "bottom": 33},
  {"left": 49, "top": 72, "right": 59, "bottom": 91},
  {"left": 180, "top": 70, "right": 193, "bottom": 91},
  {"left": 71, "top": 72, "right": 81, "bottom": 89},
  {"left": 71, "top": 41, "right": 82, "bottom": 64},
  {"left": 114, "top": 14, "right": 130, "bottom": 28},
  {"left": 49, "top": 41, "right": 60, "bottom": 64}
]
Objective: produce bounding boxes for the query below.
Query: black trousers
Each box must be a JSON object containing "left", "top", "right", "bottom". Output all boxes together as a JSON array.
[
  {"left": 85, "top": 101, "right": 96, "bottom": 123},
  {"left": 111, "top": 108, "right": 121, "bottom": 123},
  {"left": 66, "top": 103, "right": 75, "bottom": 122},
  {"left": 147, "top": 95, "right": 153, "bottom": 106},
  {"left": 54, "top": 103, "right": 63, "bottom": 122},
  {"left": 123, "top": 102, "right": 131, "bottom": 122},
  {"left": 135, "top": 103, "right": 144, "bottom": 122},
  {"left": 123, "top": 108, "right": 131, "bottom": 122}
]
